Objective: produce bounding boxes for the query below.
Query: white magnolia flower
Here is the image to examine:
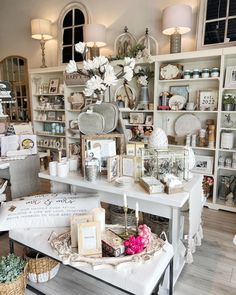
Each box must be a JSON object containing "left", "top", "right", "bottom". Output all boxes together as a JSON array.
[
  {"left": 103, "top": 64, "right": 118, "bottom": 86},
  {"left": 86, "top": 75, "right": 106, "bottom": 91},
  {"left": 124, "top": 57, "right": 135, "bottom": 69},
  {"left": 83, "top": 87, "right": 94, "bottom": 97},
  {"left": 123, "top": 66, "right": 133, "bottom": 81},
  {"left": 93, "top": 56, "right": 109, "bottom": 69},
  {"left": 75, "top": 42, "right": 86, "bottom": 54},
  {"left": 134, "top": 66, "right": 142, "bottom": 74},
  {"left": 137, "top": 75, "right": 148, "bottom": 86},
  {"left": 83, "top": 59, "right": 96, "bottom": 71},
  {"left": 65, "top": 60, "right": 77, "bottom": 73}
]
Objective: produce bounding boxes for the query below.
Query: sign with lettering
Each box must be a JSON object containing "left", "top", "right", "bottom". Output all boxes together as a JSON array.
[{"left": 199, "top": 90, "right": 218, "bottom": 111}]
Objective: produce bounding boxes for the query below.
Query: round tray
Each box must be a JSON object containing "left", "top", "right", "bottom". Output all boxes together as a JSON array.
[
  {"left": 49, "top": 226, "right": 167, "bottom": 270},
  {"left": 175, "top": 114, "right": 201, "bottom": 136}
]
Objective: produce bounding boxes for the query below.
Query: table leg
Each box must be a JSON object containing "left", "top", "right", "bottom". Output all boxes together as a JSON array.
[
  {"left": 9, "top": 239, "right": 14, "bottom": 254},
  {"left": 169, "top": 258, "right": 174, "bottom": 295}
]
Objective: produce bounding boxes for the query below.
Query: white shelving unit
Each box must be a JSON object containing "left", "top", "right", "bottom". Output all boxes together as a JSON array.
[
  {"left": 154, "top": 47, "right": 236, "bottom": 213},
  {"left": 29, "top": 48, "right": 236, "bottom": 212}
]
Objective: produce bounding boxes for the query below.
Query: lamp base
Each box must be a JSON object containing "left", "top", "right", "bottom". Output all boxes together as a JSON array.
[
  {"left": 170, "top": 32, "right": 181, "bottom": 54},
  {"left": 89, "top": 47, "right": 100, "bottom": 59}
]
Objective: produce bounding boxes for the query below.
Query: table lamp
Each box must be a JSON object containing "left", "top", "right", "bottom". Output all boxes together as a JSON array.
[
  {"left": 31, "top": 19, "right": 53, "bottom": 68},
  {"left": 83, "top": 24, "right": 106, "bottom": 59},
  {"left": 162, "top": 4, "right": 192, "bottom": 54}
]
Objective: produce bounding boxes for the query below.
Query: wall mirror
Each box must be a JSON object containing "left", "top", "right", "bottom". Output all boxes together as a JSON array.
[{"left": 0, "top": 56, "right": 31, "bottom": 121}]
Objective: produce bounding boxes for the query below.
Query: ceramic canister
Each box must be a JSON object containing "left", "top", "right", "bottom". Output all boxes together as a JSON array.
[
  {"left": 69, "top": 158, "right": 78, "bottom": 171},
  {"left": 221, "top": 132, "right": 234, "bottom": 149},
  {"left": 49, "top": 161, "right": 57, "bottom": 176},
  {"left": 57, "top": 162, "right": 69, "bottom": 177}
]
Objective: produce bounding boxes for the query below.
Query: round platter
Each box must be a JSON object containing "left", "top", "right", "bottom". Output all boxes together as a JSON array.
[
  {"left": 175, "top": 114, "right": 201, "bottom": 136},
  {"left": 169, "top": 95, "right": 186, "bottom": 110}
]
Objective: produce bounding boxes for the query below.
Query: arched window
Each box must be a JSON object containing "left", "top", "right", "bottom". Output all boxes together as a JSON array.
[{"left": 58, "top": 2, "right": 90, "bottom": 64}]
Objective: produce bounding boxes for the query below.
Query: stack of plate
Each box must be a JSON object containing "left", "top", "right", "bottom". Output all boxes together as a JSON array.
[{"left": 114, "top": 177, "right": 134, "bottom": 188}]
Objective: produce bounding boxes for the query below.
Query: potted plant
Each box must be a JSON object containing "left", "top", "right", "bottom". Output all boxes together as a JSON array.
[
  {"left": 223, "top": 94, "right": 235, "bottom": 111},
  {"left": 0, "top": 254, "right": 27, "bottom": 295}
]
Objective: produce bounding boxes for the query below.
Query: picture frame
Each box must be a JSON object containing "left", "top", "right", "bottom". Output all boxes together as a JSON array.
[
  {"left": 70, "top": 214, "right": 93, "bottom": 248},
  {"left": 191, "top": 155, "right": 214, "bottom": 174},
  {"left": 78, "top": 221, "right": 102, "bottom": 257},
  {"left": 169, "top": 85, "right": 189, "bottom": 101},
  {"left": 49, "top": 79, "right": 59, "bottom": 94},
  {"left": 47, "top": 111, "right": 56, "bottom": 120},
  {"left": 225, "top": 66, "right": 236, "bottom": 88},
  {"left": 126, "top": 143, "right": 136, "bottom": 156},
  {"left": 129, "top": 112, "right": 144, "bottom": 124},
  {"left": 107, "top": 155, "right": 120, "bottom": 182},
  {"left": 198, "top": 90, "right": 218, "bottom": 111},
  {"left": 121, "top": 155, "right": 136, "bottom": 177},
  {"left": 145, "top": 115, "right": 153, "bottom": 125}
]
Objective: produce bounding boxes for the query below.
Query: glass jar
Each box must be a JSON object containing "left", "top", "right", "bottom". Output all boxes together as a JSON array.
[
  {"left": 183, "top": 70, "right": 191, "bottom": 79},
  {"left": 199, "top": 129, "right": 206, "bottom": 147},
  {"left": 211, "top": 67, "right": 220, "bottom": 77},
  {"left": 202, "top": 68, "right": 210, "bottom": 78},
  {"left": 193, "top": 69, "right": 200, "bottom": 79},
  {"left": 225, "top": 157, "right": 232, "bottom": 168},
  {"left": 218, "top": 156, "right": 225, "bottom": 167}
]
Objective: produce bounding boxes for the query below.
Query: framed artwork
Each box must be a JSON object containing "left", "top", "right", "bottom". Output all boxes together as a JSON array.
[
  {"left": 129, "top": 112, "right": 144, "bottom": 124},
  {"left": 191, "top": 155, "right": 214, "bottom": 175},
  {"left": 225, "top": 66, "right": 236, "bottom": 88},
  {"left": 126, "top": 143, "right": 136, "bottom": 156},
  {"left": 47, "top": 111, "right": 56, "bottom": 120},
  {"left": 198, "top": 90, "right": 218, "bottom": 111},
  {"left": 169, "top": 85, "right": 189, "bottom": 101},
  {"left": 145, "top": 115, "right": 153, "bottom": 125},
  {"left": 78, "top": 222, "right": 102, "bottom": 256},
  {"left": 49, "top": 79, "right": 59, "bottom": 93},
  {"left": 107, "top": 155, "right": 120, "bottom": 182},
  {"left": 121, "top": 155, "right": 136, "bottom": 177}
]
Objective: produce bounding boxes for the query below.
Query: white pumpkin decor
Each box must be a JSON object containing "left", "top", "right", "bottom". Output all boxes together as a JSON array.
[{"left": 149, "top": 127, "right": 168, "bottom": 149}]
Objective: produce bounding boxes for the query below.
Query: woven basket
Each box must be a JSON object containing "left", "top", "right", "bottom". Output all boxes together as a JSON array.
[
  {"left": 143, "top": 213, "right": 169, "bottom": 236},
  {"left": 24, "top": 249, "right": 60, "bottom": 283},
  {"left": 109, "top": 205, "right": 136, "bottom": 226},
  {"left": 0, "top": 264, "right": 28, "bottom": 295}
]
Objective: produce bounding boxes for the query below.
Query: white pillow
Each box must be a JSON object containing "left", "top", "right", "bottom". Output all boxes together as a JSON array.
[{"left": 0, "top": 193, "right": 100, "bottom": 231}]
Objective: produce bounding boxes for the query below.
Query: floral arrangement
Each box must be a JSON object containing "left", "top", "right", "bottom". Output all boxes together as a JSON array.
[
  {"left": 123, "top": 224, "right": 152, "bottom": 255},
  {"left": 202, "top": 176, "right": 214, "bottom": 198},
  {"left": 0, "top": 254, "right": 26, "bottom": 283},
  {"left": 65, "top": 42, "right": 135, "bottom": 97},
  {"left": 134, "top": 65, "right": 154, "bottom": 86}
]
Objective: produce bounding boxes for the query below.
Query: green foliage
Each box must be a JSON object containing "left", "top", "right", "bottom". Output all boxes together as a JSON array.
[
  {"left": 0, "top": 254, "right": 26, "bottom": 283},
  {"left": 108, "top": 44, "right": 146, "bottom": 61},
  {"left": 223, "top": 95, "right": 235, "bottom": 104}
]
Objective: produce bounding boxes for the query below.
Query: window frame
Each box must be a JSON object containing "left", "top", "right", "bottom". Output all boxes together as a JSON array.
[
  {"left": 58, "top": 2, "right": 90, "bottom": 65},
  {"left": 196, "top": 0, "right": 236, "bottom": 50}
]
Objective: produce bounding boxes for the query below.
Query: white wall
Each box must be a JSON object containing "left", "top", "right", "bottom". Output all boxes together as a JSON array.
[{"left": 0, "top": 0, "right": 199, "bottom": 68}]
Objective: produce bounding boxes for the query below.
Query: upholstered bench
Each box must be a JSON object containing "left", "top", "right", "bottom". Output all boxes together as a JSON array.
[{"left": 9, "top": 228, "right": 174, "bottom": 295}]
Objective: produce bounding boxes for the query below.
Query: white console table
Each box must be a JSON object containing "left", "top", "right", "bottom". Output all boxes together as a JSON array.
[{"left": 38, "top": 171, "right": 202, "bottom": 285}]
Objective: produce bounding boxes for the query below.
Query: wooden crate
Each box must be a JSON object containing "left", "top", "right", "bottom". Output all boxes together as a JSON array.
[{"left": 80, "top": 133, "right": 125, "bottom": 176}]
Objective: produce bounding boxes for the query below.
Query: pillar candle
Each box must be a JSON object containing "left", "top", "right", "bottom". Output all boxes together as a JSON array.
[{"left": 91, "top": 207, "right": 106, "bottom": 232}]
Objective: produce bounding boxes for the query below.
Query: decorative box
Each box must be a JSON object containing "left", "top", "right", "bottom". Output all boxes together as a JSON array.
[
  {"left": 139, "top": 176, "right": 164, "bottom": 194},
  {"left": 64, "top": 72, "right": 89, "bottom": 85},
  {"left": 102, "top": 229, "right": 125, "bottom": 257}
]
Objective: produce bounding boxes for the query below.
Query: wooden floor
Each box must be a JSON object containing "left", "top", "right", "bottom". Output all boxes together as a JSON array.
[{"left": 0, "top": 191, "right": 236, "bottom": 294}]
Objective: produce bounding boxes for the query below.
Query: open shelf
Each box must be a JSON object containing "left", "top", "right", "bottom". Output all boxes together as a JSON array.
[
  {"left": 34, "top": 109, "right": 65, "bottom": 112},
  {"left": 158, "top": 77, "right": 220, "bottom": 83},
  {"left": 36, "top": 132, "right": 66, "bottom": 138}
]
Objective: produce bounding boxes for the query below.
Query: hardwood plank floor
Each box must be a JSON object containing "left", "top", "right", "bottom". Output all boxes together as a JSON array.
[{"left": 1, "top": 187, "right": 236, "bottom": 294}]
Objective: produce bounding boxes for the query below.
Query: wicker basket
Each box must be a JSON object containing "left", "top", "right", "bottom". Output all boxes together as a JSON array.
[
  {"left": 0, "top": 265, "right": 28, "bottom": 295},
  {"left": 143, "top": 213, "right": 169, "bottom": 236},
  {"left": 109, "top": 205, "right": 136, "bottom": 226},
  {"left": 24, "top": 249, "right": 60, "bottom": 283}
]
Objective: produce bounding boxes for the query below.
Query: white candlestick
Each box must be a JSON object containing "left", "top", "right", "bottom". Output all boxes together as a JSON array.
[
  {"left": 135, "top": 202, "right": 139, "bottom": 219},
  {"left": 123, "top": 193, "right": 127, "bottom": 208}
]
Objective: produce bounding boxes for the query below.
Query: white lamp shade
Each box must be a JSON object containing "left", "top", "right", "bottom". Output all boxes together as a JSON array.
[
  {"left": 83, "top": 24, "right": 106, "bottom": 47},
  {"left": 162, "top": 4, "right": 192, "bottom": 35},
  {"left": 31, "top": 19, "right": 52, "bottom": 40}
]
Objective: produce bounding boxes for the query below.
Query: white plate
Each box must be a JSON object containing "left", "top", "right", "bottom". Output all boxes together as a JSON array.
[
  {"left": 169, "top": 95, "right": 186, "bottom": 110},
  {"left": 175, "top": 114, "right": 201, "bottom": 136}
]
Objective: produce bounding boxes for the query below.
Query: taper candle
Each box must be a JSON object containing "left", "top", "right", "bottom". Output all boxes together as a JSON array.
[
  {"left": 135, "top": 202, "right": 139, "bottom": 219},
  {"left": 123, "top": 193, "right": 127, "bottom": 207}
]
